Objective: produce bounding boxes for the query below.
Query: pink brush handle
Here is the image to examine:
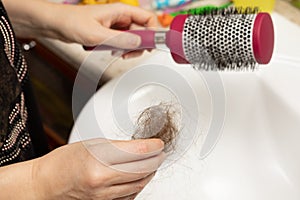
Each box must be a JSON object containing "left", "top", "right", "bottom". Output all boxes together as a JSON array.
[{"left": 83, "top": 30, "right": 156, "bottom": 51}]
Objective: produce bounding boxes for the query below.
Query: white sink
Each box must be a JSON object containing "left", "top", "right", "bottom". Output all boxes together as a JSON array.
[{"left": 69, "top": 13, "right": 300, "bottom": 200}]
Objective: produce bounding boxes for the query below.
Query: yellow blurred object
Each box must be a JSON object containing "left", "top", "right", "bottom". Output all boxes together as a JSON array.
[
  {"left": 81, "top": 0, "right": 98, "bottom": 4},
  {"left": 120, "top": 0, "right": 139, "bottom": 6},
  {"left": 232, "top": 0, "right": 275, "bottom": 13},
  {"left": 81, "top": 0, "right": 139, "bottom": 5}
]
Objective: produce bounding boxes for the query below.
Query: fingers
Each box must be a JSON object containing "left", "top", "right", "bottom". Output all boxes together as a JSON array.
[
  {"left": 84, "top": 138, "right": 164, "bottom": 165},
  {"left": 114, "top": 193, "right": 138, "bottom": 200},
  {"left": 95, "top": 151, "right": 164, "bottom": 186},
  {"left": 104, "top": 151, "right": 165, "bottom": 186},
  {"left": 112, "top": 3, "right": 158, "bottom": 28},
  {"left": 122, "top": 50, "right": 144, "bottom": 59},
  {"left": 97, "top": 3, "right": 158, "bottom": 49},
  {"left": 99, "top": 29, "right": 142, "bottom": 49},
  {"left": 110, "top": 173, "right": 155, "bottom": 199},
  {"left": 111, "top": 151, "right": 166, "bottom": 174},
  {"left": 83, "top": 139, "right": 165, "bottom": 187}
]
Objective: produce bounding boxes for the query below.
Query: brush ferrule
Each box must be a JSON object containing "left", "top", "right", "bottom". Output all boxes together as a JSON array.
[{"left": 155, "top": 31, "right": 168, "bottom": 50}]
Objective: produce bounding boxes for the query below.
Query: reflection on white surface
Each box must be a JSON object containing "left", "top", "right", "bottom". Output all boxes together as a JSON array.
[{"left": 69, "top": 13, "right": 300, "bottom": 199}]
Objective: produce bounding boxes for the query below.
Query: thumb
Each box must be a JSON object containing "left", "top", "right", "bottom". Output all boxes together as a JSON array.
[{"left": 101, "top": 28, "right": 141, "bottom": 49}]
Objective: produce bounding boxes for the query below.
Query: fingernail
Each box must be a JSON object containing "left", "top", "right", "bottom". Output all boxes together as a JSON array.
[
  {"left": 153, "top": 138, "right": 164, "bottom": 147},
  {"left": 122, "top": 54, "right": 130, "bottom": 59},
  {"left": 127, "top": 35, "right": 141, "bottom": 48},
  {"left": 112, "top": 50, "right": 123, "bottom": 57}
]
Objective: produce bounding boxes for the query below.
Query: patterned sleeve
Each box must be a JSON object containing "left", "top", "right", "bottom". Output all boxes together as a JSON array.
[{"left": 0, "top": 1, "right": 36, "bottom": 166}]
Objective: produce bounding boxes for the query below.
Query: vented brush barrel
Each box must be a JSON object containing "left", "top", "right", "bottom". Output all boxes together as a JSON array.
[{"left": 168, "top": 13, "right": 274, "bottom": 70}]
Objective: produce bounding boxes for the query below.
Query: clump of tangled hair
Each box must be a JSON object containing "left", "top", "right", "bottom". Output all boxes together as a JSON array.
[{"left": 132, "top": 103, "right": 180, "bottom": 152}]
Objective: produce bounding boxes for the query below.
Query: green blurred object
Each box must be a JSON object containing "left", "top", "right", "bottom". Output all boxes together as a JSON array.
[
  {"left": 292, "top": 0, "right": 300, "bottom": 9},
  {"left": 170, "top": 2, "right": 233, "bottom": 17}
]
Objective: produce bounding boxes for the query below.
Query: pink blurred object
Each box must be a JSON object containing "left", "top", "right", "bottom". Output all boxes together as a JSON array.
[{"left": 63, "top": 0, "right": 80, "bottom": 4}]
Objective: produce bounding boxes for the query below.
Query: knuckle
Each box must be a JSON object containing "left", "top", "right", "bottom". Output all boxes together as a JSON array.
[
  {"left": 135, "top": 182, "right": 145, "bottom": 191},
  {"left": 84, "top": 169, "right": 109, "bottom": 189},
  {"left": 126, "top": 194, "right": 138, "bottom": 200},
  {"left": 84, "top": 36, "right": 100, "bottom": 46}
]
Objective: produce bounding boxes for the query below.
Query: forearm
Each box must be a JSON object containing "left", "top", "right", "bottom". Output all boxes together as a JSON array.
[
  {"left": 2, "top": 0, "right": 67, "bottom": 39},
  {"left": 0, "top": 159, "right": 41, "bottom": 199}
]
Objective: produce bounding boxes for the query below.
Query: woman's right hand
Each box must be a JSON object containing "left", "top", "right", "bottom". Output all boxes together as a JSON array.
[{"left": 33, "top": 138, "right": 165, "bottom": 200}]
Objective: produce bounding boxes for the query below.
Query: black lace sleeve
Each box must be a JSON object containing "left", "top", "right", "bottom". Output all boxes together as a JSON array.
[{"left": 0, "top": 1, "right": 49, "bottom": 166}]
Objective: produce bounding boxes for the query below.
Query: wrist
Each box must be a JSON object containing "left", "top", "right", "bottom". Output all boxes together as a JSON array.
[
  {"left": 2, "top": 0, "right": 68, "bottom": 39},
  {"left": 31, "top": 147, "right": 76, "bottom": 200},
  {"left": 0, "top": 159, "right": 41, "bottom": 199},
  {"left": 30, "top": 157, "right": 51, "bottom": 200}
]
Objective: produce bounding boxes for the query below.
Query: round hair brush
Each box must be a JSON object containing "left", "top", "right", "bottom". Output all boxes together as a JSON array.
[{"left": 84, "top": 10, "right": 274, "bottom": 70}]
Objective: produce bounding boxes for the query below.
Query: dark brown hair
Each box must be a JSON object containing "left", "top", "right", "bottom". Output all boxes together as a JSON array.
[{"left": 132, "top": 103, "right": 180, "bottom": 152}]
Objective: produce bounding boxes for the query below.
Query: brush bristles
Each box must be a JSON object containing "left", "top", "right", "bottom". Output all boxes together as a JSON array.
[
  {"left": 192, "top": 60, "right": 257, "bottom": 71},
  {"left": 183, "top": 10, "right": 258, "bottom": 71},
  {"left": 187, "top": 6, "right": 259, "bottom": 16}
]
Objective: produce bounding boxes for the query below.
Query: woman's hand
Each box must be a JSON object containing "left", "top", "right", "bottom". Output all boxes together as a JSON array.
[
  {"left": 52, "top": 3, "right": 158, "bottom": 48},
  {"left": 0, "top": 138, "right": 165, "bottom": 199},
  {"left": 3, "top": 0, "right": 158, "bottom": 50},
  {"left": 51, "top": 3, "right": 158, "bottom": 58},
  {"left": 32, "top": 138, "right": 165, "bottom": 199}
]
